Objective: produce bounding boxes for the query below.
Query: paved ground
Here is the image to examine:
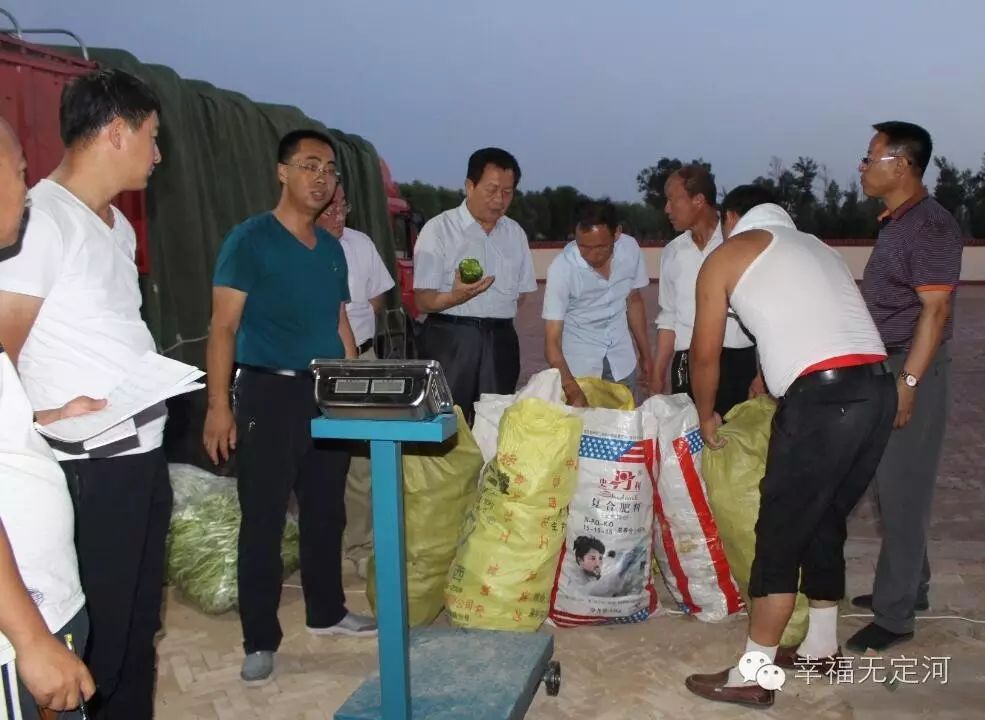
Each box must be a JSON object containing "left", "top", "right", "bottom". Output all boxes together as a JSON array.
[{"left": 153, "top": 285, "right": 985, "bottom": 720}]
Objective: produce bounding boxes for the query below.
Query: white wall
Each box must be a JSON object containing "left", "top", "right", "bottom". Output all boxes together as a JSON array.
[{"left": 531, "top": 246, "right": 985, "bottom": 282}]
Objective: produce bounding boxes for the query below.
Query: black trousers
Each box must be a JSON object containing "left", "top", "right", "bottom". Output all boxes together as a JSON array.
[
  {"left": 61, "top": 448, "right": 172, "bottom": 720},
  {"left": 748, "top": 364, "right": 896, "bottom": 600},
  {"left": 671, "top": 346, "right": 758, "bottom": 418},
  {"left": 234, "top": 369, "right": 350, "bottom": 654},
  {"left": 418, "top": 314, "right": 520, "bottom": 423}
]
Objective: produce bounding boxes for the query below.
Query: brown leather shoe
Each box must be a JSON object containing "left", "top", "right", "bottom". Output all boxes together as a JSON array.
[
  {"left": 774, "top": 645, "right": 844, "bottom": 675},
  {"left": 685, "top": 669, "right": 774, "bottom": 708}
]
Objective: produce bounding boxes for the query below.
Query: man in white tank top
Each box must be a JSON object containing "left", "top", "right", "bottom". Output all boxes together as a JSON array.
[{"left": 684, "top": 185, "right": 897, "bottom": 708}]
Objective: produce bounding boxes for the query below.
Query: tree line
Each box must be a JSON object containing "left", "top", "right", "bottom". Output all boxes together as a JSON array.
[{"left": 399, "top": 153, "right": 985, "bottom": 244}]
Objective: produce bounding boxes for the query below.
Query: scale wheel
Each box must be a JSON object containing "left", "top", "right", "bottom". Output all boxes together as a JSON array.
[{"left": 543, "top": 660, "right": 561, "bottom": 696}]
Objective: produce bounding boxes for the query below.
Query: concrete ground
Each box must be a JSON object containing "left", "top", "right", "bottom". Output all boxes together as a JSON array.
[{"left": 153, "top": 285, "right": 985, "bottom": 720}]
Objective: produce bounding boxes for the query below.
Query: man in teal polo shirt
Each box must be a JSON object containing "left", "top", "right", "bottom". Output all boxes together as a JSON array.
[{"left": 203, "top": 129, "right": 376, "bottom": 687}]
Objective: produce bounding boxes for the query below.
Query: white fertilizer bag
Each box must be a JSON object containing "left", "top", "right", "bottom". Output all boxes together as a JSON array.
[
  {"left": 643, "top": 395, "right": 743, "bottom": 622},
  {"left": 548, "top": 406, "right": 659, "bottom": 626}
]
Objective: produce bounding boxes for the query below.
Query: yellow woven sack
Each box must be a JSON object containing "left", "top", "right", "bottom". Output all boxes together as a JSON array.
[
  {"left": 366, "top": 406, "right": 482, "bottom": 627},
  {"left": 576, "top": 376, "right": 635, "bottom": 410},
  {"left": 702, "top": 396, "right": 809, "bottom": 646},
  {"left": 445, "top": 398, "right": 582, "bottom": 631}
]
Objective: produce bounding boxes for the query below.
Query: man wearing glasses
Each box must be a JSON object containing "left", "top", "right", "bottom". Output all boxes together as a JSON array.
[
  {"left": 204, "top": 130, "right": 375, "bottom": 687},
  {"left": 413, "top": 147, "right": 536, "bottom": 423},
  {"left": 318, "top": 185, "right": 394, "bottom": 579},
  {"left": 847, "top": 122, "right": 964, "bottom": 653}
]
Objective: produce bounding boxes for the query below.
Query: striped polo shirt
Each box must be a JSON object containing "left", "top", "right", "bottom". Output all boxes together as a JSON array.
[{"left": 861, "top": 190, "right": 964, "bottom": 348}]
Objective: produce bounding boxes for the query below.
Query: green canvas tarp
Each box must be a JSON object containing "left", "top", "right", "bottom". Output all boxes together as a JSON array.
[{"left": 61, "top": 46, "right": 398, "bottom": 370}]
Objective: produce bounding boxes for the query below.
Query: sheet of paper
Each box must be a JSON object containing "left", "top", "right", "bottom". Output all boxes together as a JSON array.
[{"left": 35, "top": 352, "right": 205, "bottom": 444}]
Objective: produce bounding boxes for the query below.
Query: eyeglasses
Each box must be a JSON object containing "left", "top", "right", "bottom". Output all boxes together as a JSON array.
[
  {"left": 282, "top": 162, "right": 342, "bottom": 181},
  {"left": 860, "top": 155, "right": 908, "bottom": 167}
]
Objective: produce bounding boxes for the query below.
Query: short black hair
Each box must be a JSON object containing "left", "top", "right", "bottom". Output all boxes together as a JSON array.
[
  {"left": 873, "top": 121, "right": 933, "bottom": 176},
  {"left": 574, "top": 198, "right": 619, "bottom": 234},
  {"left": 573, "top": 536, "right": 605, "bottom": 562},
  {"left": 466, "top": 147, "right": 521, "bottom": 186},
  {"left": 670, "top": 164, "right": 717, "bottom": 207},
  {"left": 60, "top": 69, "right": 161, "bottom": 147},
  {"left": 277, "top": 129, "right": 336, "bottom": 164},
  {"left": 720, "top": 184, "right": 779, "bottom": 218}
]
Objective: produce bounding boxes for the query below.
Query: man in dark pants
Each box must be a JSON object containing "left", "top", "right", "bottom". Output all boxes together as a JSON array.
[
  {"left": 684, "top": 186, "right": 895, "bottom": 708},
  {"left": 412, "top": 148, "right": 537, "bottom": 423},
  {"left": 0, "top": 70, "right": 169, "bottom": 719},
  {"left": 203, "top": 129, "right": 376, "bottom": 687},
  {"left": 847, "top": 122, "right": 964, "bottom": 653},
  {"left": 649, "top": 165, "right": 762, "bottom": 416}
]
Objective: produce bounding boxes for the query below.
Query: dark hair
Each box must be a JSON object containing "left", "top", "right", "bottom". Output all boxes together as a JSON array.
[
  {"left": 872, "top": 121, "right": 933, "bottom": 176},
  {"left": 277, "top": 129, "right": 336, "bottom": 164},
  {"left": 720, "top": 184, "right": 779, "bottom": 218},
  {"left": 670, "top": 164, "right": 717, "bottom": 207},
  {"left": 574, "top": 198, "right": 619, "bottom": 233},
  {"left": 60, "top": 69, "right": 161, "bottom": 147},
  {"left": 573, "top": 536, "right": 605, "bottom": 562},
  {"left": 466, "top": 147, "right": 521, "bottom": 186}
]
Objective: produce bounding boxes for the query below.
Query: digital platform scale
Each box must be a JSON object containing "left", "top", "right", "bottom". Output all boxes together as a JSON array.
[{"left": 309, "top": 359, "right": 559, "bottom": 720}]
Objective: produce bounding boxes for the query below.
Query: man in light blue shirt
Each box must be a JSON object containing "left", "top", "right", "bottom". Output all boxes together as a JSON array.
[
  {"left": 413, "top": 147, "right": 537, "bottom": 422},
  {"left": 543, "top": 200, "right": 652, "bottom": 406}
]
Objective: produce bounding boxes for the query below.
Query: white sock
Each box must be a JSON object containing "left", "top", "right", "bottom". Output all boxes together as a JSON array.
[
  {"left": 726, "top": 637, "right": 778, "bottom": 687},
  {"left": 797, "top": 606, "right": 839, "bottom": 658}
]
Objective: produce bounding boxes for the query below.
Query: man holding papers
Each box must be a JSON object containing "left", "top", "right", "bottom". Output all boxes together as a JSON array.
[
  {"left": 204, "top": 129, "right": 375, "bottom": 687},
  {"left": 0, "top": 71, "right": 171, "bottom": 718}
]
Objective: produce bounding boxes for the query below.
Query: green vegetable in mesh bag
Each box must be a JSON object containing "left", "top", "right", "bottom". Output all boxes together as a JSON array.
[
  {"left": 167, "top": 491, "right": 300, "bottom": 615},
  {"left": 458, "top": 258, "right": 484, "bottom": 284},
  {"left": 702, "top": 396, "right": 809, "bottom": 647}
]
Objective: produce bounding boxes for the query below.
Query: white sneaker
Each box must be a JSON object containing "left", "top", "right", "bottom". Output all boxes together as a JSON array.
[{"left": 307, "top": 612, "right": 378, "bottom": 637}]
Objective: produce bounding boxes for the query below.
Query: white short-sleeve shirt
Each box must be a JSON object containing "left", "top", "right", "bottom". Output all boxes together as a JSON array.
[
  {"left": 542, "top": 234, "right": 649, "bottom": 379},
  {"left": 0, "top": 179, "right": 164, "bottom": 459},
  {"left": 656, "top": 223, "right": 754, "bottom": 351},
  {"left": 412, "top": 201, "right": 537, "bottom": 319},
  {"left": 339, "top": 227, "right": 395, "bottom": 346},
  {"left": 0, "top": 348, "right": 84, "bottom": 665}
]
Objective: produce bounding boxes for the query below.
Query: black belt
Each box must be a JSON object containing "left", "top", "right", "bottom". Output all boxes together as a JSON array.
[
  {"left": 788, "top": 360, "right": 891, "bottom": 394},
  {"left": 885, "top": 345, "right": 909, "bottom": 355},
  {"left": 239, "top": 363, "right": 310, "bottom": 378},
  {"left": 358, "top": 338, "right": 375, "bottom": 354},
  {"left": 428, "top": 313, "right": 514, "bottom": 329}
]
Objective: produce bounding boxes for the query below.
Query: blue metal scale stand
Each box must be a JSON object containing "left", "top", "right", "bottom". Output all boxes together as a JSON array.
[{"left": 311, "top": 413, "right": 557, "bottom": 720}]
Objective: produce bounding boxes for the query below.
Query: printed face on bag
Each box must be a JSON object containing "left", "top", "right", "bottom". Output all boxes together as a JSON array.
[{"left": 574, "top": 535, "right": 606, "bottom": 578}]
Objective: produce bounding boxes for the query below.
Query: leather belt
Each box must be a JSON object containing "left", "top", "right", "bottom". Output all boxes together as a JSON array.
[
  {"left": 239, "top": 364, "right": 309, "bottom": 378},
  {"left": 358, "top": 338, "right": 375, "bottom": 354},
  {"left": 789, "top": 360, "right": 891, "bottom": 394},
  {"left": 428, "top": 313, "right": 514, "bottom": 329}
]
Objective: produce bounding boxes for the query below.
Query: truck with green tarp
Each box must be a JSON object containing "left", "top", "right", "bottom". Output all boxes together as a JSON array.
[{"left": 1, "top": 26, "right": 415, "bottom": 466}]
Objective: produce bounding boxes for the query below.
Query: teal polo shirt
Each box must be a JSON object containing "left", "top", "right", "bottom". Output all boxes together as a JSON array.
[{"left": 213, "top": 212, "right": 350, "bottom": 370}]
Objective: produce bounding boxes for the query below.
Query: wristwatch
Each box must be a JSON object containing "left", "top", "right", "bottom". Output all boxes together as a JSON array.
[{"left": 899, "top": 370, "right": 919, "bottom": 388}]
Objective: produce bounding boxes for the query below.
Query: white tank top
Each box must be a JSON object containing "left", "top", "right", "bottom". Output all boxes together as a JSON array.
[{"left": 728, "top": 204, "right": 886, "bottom": 396}]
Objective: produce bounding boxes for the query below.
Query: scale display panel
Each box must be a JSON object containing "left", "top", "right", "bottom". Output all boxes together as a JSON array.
[{"left": 310, "top": 359, "right": 454, "bottom": 421}]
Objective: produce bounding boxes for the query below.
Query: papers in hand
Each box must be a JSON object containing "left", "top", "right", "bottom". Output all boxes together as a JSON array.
[{"left": 35, "top": 351, "right": 205, "bottom": 446}]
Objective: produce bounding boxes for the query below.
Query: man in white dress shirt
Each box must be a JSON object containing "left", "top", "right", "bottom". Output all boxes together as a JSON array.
[
  {"left": 413, "top": 147, "right": 537, "bottom": 423},
  {"left": 650, "top": 164, "right": 761, "bottom": 416},
  {"left": 542, "top": 199, "right": 651, "bottom": 406},
  {"left": 318, "top": 186, "right": 395, "bottom": 577}
]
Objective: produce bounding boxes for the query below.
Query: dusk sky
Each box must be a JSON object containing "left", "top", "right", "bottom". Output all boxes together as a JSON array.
[{"left": 10, "top": 1, "right": 985, "bottom": 201}]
